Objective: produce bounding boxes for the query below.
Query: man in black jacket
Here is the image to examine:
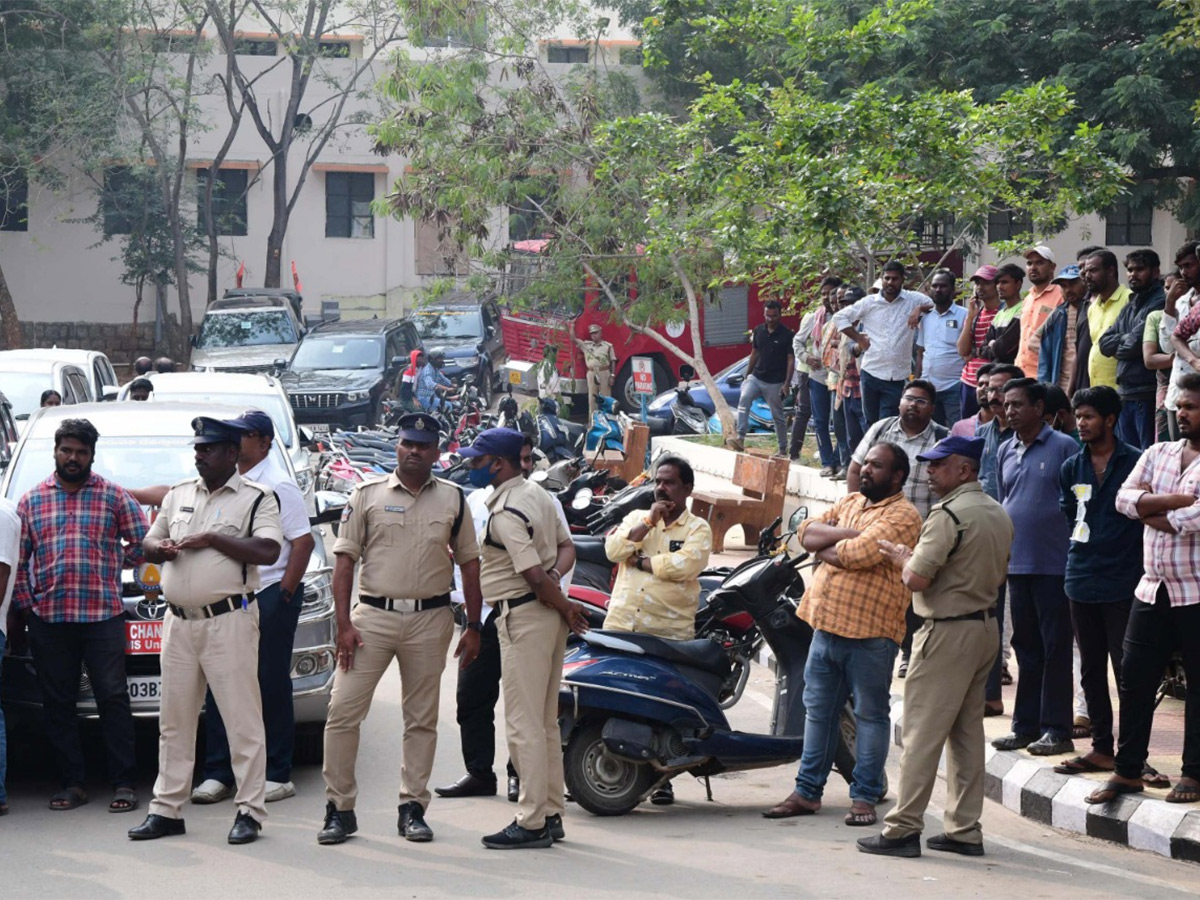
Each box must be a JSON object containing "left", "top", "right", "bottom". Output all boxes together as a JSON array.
[{"left": 1098, "top": 250, "right": 1165, "bottom": 449}]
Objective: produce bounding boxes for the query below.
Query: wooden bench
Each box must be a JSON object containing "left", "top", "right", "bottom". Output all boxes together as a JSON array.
[
  {"left": 590, "top": 422, "right": 650, "bottom": 484},
  {"left": 690, "top": 452, "right": 789, "bottom": 552}
]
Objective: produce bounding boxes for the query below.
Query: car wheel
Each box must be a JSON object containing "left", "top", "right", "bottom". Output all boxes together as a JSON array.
[{"left": 613, "top": 359, "right": 671, "bottom": 414}]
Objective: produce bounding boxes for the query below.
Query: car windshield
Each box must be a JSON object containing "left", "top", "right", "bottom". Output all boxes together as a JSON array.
[
  {"left": 195, "top": 310, "right": 297, "bottom": 349},
  {"left": 5, "top": 436, "right": 290, "bottom": 502},
  {"left": 148, "top": 392, "right": 295, "bottom": 447},
  {"left": 289, "top": 336, "right": 383, "bottom": 371},
  {"left": 2, "top": 371, "right": 58, "bottom": 419},
  {"left": 416, "top": 309, "right": 482, "bottom": 340}
]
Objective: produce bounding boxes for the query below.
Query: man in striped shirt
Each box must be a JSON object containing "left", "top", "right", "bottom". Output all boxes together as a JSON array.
[{"left": 956, "top": 266, "right": 1001, "bottom": 422}]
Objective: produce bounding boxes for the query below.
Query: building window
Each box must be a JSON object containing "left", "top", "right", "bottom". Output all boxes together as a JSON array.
[
  {"left": 547, "top": 45, "right": 589, "bottom": 64},
  {"left": 325, "top": 172, "right": 374, "bottom": 238},
  {"left": 235, "top": 38, "right": 277, "bottom": 56},
  {"left": 0, "top": 171, "right": 28, "bottom": 232},
  {"left": 317, "top": 40, "right": 351, "bottom": 58},
  {"left": 913, "top": 214, "right": 955, "bottom": 250},
  {"left": 986, "top": 206, "right": 1032, "bottom": 243},
  {"left": 618, "top": 47, "right": 643, "bottom": 66},
  {"left": 1105, "top": 202, "right": 1153, "bottom": 246},
  {"left": 101, "top": 166, "right": 138, "bottom": 236},
  {"left": 149, "top": 32, "right": 203, "bottom": 54},
  {"left": 196, "top": 167, "right": 248, "bottom": 236}
]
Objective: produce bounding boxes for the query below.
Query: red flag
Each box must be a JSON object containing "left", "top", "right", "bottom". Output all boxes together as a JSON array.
[
  {"left": 291, "top": 260, "right": 302, "bottom": 294},
  {"left": 235, "top": 261, "right": 245, "bottom": 287}
]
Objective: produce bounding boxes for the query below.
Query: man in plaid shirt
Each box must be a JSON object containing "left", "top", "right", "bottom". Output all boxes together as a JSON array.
[{"left": 13, "top": 417, "right": 148, "bottom": 813}]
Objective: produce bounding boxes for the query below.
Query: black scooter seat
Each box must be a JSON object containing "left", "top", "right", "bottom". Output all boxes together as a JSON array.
[
  {"left": 572, "top": 536, "right": 612, "bottom": 567},
  {"left": 588, "top": 630, "right": 731, "bottom": 678}
]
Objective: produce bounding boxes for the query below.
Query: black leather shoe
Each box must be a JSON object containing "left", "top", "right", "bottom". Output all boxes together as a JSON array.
[
  {"left": 227, "top": 811, "right": 261, "bottom": 845},
  {"left": 434, "top": 773, "right": 497, "bottom": 798},
  {"left": 650, "top": 783, "right": 675, "bottom": 806},
  {"left": 1027, "top": 733, "right": 1074, "bottom": 756},
  {"left": 317, "top": 801, "right": 357, "bottom": 845},
  {"left": 128, "top": 813, "right": 186, "bottom": 841},
  {"left": 856, "top": 832, "right": 921, "bottom": 858},
  {"left": 926, "top": 833, "right": 985, "bottom": 856},
  {"left": 545, "top": 814, "right": 565, "bottom": 842},
  {"left": 507, "top": 775, "right": 520, "bottom": 803},
  {"left": 398, "top": 801, "right": 433, "bottom": 842},
  {"left": 991, "top": 732, "right": 1038, "bottom": 751}
]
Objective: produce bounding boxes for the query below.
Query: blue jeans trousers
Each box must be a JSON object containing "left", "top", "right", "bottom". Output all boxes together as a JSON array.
[
  {"left": 793, "top": 630, "right": 898, "bottom": 804},
  {"left": 860, "top": 371, "right": 906, "bottom": 426},
  {"left": 809, "top": 379, "right": 836, "bottom": 467},
  {"left": 934, "top": 387, "right": 961, "bottom": 428},
  {"left": 1117, "top": 396, "right": 1156, "bottom": 450}
]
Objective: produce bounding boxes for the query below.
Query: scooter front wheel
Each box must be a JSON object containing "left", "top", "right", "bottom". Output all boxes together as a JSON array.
[{"left": 564, "top": 719, "right": 659, "bottom": 816}]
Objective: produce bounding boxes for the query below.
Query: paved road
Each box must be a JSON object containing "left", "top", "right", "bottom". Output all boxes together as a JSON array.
[{"left": 3, "top": 657, "right": 1197, "bottom": 898}]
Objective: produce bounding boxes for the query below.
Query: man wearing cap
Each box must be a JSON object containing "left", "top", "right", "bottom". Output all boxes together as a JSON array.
[
  {"left": 858, "top": 435, "right": 1012, "bottom": 859},
  {"left": 1016, "top": 246, "right": 1063, "bottom": 377},
  {"left": 317, "top": 413, "right": 481, "bottom": 846},
  {"left": 1035, "top": 265, "right": 1090, "bottom": 394},
  {"left": 956, "top": 266, "right": 1001, "bottom": 421},
  {"left": 460, "top": 428, "right": 586, "bottom": 849},
  {"left": 1098, "top": 249, "right": 1166, "bottom": 449},
  {"left": 192, "top": 410, "right": 315, "bottom": 806},
  {"left": 130, "top": 416, "right": 283, "bottom": 845},
  {"left": 573, "top": 325, "right": 616, "bottom": 421}
]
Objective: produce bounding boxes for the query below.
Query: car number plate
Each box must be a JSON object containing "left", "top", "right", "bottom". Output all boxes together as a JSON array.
[
  {"left": 309, "top": 423, "right": 330, "bottom": 434},
  {"left": 508, "top": 370, "right": 522, "bottom": 384},
  {"left": 126, "top": 620, "right": 163, "bottom": 655},
  {"left": 127, "top": 676, "right": 162, "bottom": 701}
]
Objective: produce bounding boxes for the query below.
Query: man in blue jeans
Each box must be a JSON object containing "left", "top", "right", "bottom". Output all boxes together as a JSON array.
[
  {"left": 0, "top": 496, "right": 20, "bottom": 816},
  {"left": 762, "top": 442, "right": 922, "bottom": 827},
  {"left": 734, "top": 300, "right": 794, "bottom": 455},
  {"left": 192, "top": 410, "right": 315, "bottom": 805}
]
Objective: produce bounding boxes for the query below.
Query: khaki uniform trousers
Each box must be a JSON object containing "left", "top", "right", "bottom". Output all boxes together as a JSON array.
[
  {"left": 323, "top": 603, "right": 454, "bottom": 811},
  {"left": 586, "top": 368, "right": 612, "bottom": 420},
  {"left": 883, "top": 616, "right": 998, "bottom": 844},
  {"left": 149, "top": 605, "right": 266, "bottom": 822},
  {"left": 498, "top": 600, "right": 568, "bottom": 830}
]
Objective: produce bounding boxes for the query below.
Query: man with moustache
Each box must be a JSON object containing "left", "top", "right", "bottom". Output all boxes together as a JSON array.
[
  {"left": 914, "top": 270, "right": 967, "bottom": 427},
  {"left": 1166, "top": 242, "right": 1200, "bottom": 438},
  {"left": 1099, "top": 250, "right": 1166, "bottom": 448},
  {"left": 957, "top": 266, "right": 1002, "bottom": 421},
  {"left": 13, "top": 417, "right": 149, "bottom": 814},
  {"left": 859, "top": 435, "right": 1013, "bottom": 859},
  {"left": 950, "top": 363, "right": 996, "bottom": 437},
  {"left": 764, "top": 443, "right": 921, "bottom": 828},
  {"left": 1036, "top": 265, "right": 1090, "bottom": 395},
  {"left": 130, "top": 416, "right": 282, "bottom": 844},
  {"left": 976, "top": 264, "right": 1026, "bottom": 366},
  {"left": 1016, "top": 246, "right": 1063, "bottom": 377},
  {"left": 1083, "top": 250, "right": 1132, "bottom": 390}
]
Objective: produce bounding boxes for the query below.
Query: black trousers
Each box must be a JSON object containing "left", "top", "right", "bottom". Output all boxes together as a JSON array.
[
  {"left": 27, "top": 614, "right": 136, "bottom": 789},
  {"left": 788, "top": 374, "right": 812, "bottom": 458},
  {"left": 1008, "top": 574, "right": 1073, "bottom": 741},
  {"left": 985, "top": 583, "right": 1007, "bottom": 702},
  {"left": 1114, "top": 587, "right": 1200, "bottom": 781},
  {"left": 455, "top": 613, "right": 515, "bottom": 780},
  {"left": 1069, "top": 598, "right": 1132, "bottom": 757}
]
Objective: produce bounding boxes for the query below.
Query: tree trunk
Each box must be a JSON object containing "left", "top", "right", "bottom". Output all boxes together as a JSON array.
[
  {"left": 264, "top": 153, "right": 289, "bottom": 288},
  {"left": 0, "top": 259, "right": 23, "bottom": 350}
]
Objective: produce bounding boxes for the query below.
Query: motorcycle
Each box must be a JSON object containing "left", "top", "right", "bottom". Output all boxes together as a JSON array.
[{"left": 557, "top": 508, "right": 872, "bottom": 817}]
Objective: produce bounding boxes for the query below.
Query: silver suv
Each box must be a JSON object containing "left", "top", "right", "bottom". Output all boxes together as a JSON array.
[{"left": 190, "top": 292, "right": 305, "bottom": 374}]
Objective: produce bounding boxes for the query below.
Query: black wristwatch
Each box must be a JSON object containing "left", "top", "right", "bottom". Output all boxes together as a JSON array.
[{"left": 466, "top": 620, "right": 483, "bottom": 633}]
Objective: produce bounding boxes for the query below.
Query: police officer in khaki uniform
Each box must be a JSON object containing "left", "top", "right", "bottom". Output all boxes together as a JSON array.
[
  {"left": 130, "top": 416, "right": 283, "bottom": 845},
  {"left": 858, "top": 435, "right": 1013, "bottom": 859},
  {"left": 574, "top": 324, "right": 616, "bottom": 419},
  {"left": 317, "top": 413, "right": 482, "bottom": 847},
  {"left": 459, "top": 428, "right": 587, "bottom": 849}
]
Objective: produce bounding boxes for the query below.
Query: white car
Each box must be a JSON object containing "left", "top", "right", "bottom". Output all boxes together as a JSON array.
[
  {"left": 1, "top": 347, "right": 120, "bottom": 402},
  {"left": 123, "top": 371, "right": 315, "bottom": 497},
  {"left": 0, "top": 352, "right": 91, "bottom": 422}
]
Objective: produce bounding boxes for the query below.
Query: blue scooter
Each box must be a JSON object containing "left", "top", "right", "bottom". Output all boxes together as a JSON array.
[{"left": 558, "top": 513, "right": 869, "bottom": 816}]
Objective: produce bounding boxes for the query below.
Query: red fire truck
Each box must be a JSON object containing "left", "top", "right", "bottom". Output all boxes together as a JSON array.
[{"left": 500, "top": 240, "right": 799, "bottom": 410}]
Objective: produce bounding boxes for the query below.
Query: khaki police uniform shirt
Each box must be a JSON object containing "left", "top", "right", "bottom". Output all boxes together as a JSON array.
[
  {"left": 146, "top": 472, "right": 283, "bottom": 608},
  {"left": 480, "top": 477, "right": 569, "bottom": 602},
  {"left": 581, "top": 339, "right": 615, "bottom": 372},
  {"left": 907, "top": 481, "right": 1013, "bottom": 619},
  {"left": 332, "top": 470, "right": 479, "bottom": 600}
]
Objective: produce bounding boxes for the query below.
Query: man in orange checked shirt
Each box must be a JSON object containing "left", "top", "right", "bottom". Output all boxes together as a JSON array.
[{"left": 1016, "top": 245, "right": 1063, "bottom": 377}]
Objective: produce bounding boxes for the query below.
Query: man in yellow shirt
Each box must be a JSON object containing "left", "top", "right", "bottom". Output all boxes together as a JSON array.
[
  {"left": 1083, "top": 250, "right": 1131, "bottom": 389},
  {"left": 604, "top": 454, "right": 713, "bottom": 804},
  {"left": 1016, "top": 245, "right": 1063, "bottom": 377}
]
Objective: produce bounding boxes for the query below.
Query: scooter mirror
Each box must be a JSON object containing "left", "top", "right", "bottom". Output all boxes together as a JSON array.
[
  {"left": 788, "top": 505, "right": 808, "bottom": 530},
  {"left": 678, "top": 364, "right": 695, "bottom": 380},
  {"left": 571, "top": 488, "right": 594, "bottom": 510}
]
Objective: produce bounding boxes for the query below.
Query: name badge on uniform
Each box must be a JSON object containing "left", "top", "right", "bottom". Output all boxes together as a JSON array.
[
  {"left": 669, "top": 540, "right": 684, "bottom": 552},
  {"left": 180, "top": 506, "right": 195, "bottom": 513},
  {"left": 947, "top": 320, "right": 959, "bottom": 329},
  {"left": 385, "top": 505, "right": 405, "bottom": 513}
]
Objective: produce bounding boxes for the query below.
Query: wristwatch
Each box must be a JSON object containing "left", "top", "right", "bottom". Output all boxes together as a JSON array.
[{"left": 466, "top": 620, "right": 483, "bottom": 633}]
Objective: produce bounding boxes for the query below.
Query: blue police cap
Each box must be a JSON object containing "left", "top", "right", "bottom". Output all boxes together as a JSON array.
[
  {"left": 457, "top": 427, "right": 525, "bottom": 459},
  {"left": 190, "top": 416, "right": 249, "bottom": 446},
  {"left": 916, "top": 435, "right": 985, "bottom": 462},
  {"left": 226, "top": 409, "right": 275, "bottom": 439},
  {"left": 396, "top": 413, "right": 441, "bottom": 444}
]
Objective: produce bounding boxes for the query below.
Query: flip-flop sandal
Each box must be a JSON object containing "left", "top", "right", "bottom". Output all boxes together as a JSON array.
[
  {"left": 109, "top": 788, "right": 139, "bottom": 814},
  {"left": 1085, "top": 780, "right": 1143, "bottom": 804},
  {"left": 1053, "top": 756, "right": 1113, "bottom": 775},
  {"left": 1071, "top": 724, "right": 1091, "bottom": 739},
  {"left": 844, "top": 806, "right": 877, "bottom": 827},
  {"left": 1165, "top": 783, "right": 1200, "bottom": 804},
  {"left": 1142, "top": 765, "right": 1172, "bottom": 787},
  {"left": 48, "top": 787, "right": 88, "bottom": 811}
]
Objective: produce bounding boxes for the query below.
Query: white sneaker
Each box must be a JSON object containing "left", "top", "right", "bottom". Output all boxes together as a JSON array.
[
  {"left": 191, "top": 779, "right": 233, "bottom": 804},
  {"left": 264, "top": 781, "right": 296, "bottom": 802}
]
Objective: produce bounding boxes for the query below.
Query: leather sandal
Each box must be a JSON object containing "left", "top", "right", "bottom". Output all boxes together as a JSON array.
[{"left": 762, "top": 792, "right": 820, "bottom": 819}]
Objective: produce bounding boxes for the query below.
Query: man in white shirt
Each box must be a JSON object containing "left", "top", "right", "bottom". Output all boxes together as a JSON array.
[
  {"left": 833, "top": 260, "right": 931, "bottom": 425},
  {"left": 0, "top": 496, "right": 20, "bottom": 816},
  {"left": 192, "top": 409, "right": 315, "bottom": 805},
  {"left": 437, "top": 436, "right": 573, "bottom": 802}
]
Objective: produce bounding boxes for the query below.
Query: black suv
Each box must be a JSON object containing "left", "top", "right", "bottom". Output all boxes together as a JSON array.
[
  {"left": 281, "top": 317, "right": 422, "bottom": 432},
  {"left": 413, "top": 292, "right": 507, "bottom": 407}
]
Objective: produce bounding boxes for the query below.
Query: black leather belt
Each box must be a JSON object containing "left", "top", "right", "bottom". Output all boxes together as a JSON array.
[
  {"left": 360, "top": 593, "right": 451, "bottom": 613},
  {"left": 169, "top": 592, "right": 257, "bottom": 620},
  {"left": 931, "top": 607, "right": 997, "bottom": 623},
  {"left": 493, "top": 593, "right": 537, "bottom": 611}
]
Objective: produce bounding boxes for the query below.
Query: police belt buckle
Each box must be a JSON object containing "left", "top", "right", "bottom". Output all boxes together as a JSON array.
[{"left": 388, "top": 597, "right": 419, "bottom": 613}]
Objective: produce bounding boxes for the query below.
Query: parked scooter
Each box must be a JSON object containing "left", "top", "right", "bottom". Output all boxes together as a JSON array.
[
  {"left": 670, "top": 365, "right": 711, "bottom": 435},
  {"left": 586, "top": 395, "right": 626, "bottom": 451},
  {"left": 558, "top": 509, "right": 869, "bottom": 816}
]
